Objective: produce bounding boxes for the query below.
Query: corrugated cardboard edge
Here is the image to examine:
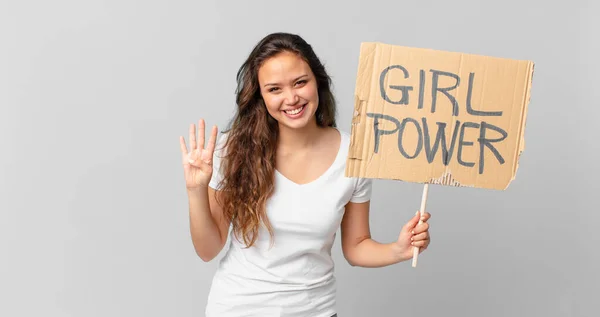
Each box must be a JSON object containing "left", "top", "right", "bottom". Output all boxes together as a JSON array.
[
  {"left": 346, "top": 42, "right": 377, "bottom": 178},
  {"left": 506, "top": 61, "right": 535, "bottom": 190},
  {"left": 434, "top": 172, "right": 472, "bottom": 187}
]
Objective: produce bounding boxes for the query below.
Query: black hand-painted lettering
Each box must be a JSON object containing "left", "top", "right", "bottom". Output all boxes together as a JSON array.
[
  {"left": 366, "top": 113, "right": 400, "bottom": 153},
  {"left": 466, "top": 72, "right": 502, "bottom": 116},
  {"left": 477, "top": 121, "right": 508, "bottom": 174},
  {"left": 418, "top": 70, "right": 426, "bottom": 110},
  {"left": 457, "top": 122, "right": 480, "bottom": 167},
  {"left": 422, "top": 118, "right": 461, "bottom": 165},
  {"left": 430, "top": 69, "right": 460, "bottom": 116},
  {"left": 379, "top": 65, "right": 412, "bottom": 105},
  {"left": 397, "top": 118, "right": 423, "bottom": 159}
]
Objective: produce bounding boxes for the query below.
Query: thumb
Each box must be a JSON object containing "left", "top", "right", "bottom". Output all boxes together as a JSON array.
[
  {"left": 187, "top": 151, "right": 208, "bottom": 168},
  {"left": 187, "top": 150, "right": 198, "bottom": 165},
  {"left": 405, "top": 210, "right": 421, "bottom": 230}
]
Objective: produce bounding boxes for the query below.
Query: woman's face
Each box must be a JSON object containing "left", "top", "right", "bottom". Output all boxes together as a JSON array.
[{"left": 257, "top": 51, "right": 319, "bottom": 130}]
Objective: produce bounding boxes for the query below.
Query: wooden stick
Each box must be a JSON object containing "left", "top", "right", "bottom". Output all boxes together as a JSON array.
[{"left": 412, "top": 183, "right": 429, "bottom": 267}]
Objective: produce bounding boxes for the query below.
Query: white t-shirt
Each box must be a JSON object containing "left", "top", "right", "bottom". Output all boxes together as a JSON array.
[{"left": 205, "top": 128, "right": 372, "bottom": 317}]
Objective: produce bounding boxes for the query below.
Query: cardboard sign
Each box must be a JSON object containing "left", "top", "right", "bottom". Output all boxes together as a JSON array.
[{"left": 345, "top": 42, "right": 534, "bottom": 190}]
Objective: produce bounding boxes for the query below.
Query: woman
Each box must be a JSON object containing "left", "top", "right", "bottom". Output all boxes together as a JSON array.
[{"left": 179, "top": 32, "right": 431, "bottom": 317}]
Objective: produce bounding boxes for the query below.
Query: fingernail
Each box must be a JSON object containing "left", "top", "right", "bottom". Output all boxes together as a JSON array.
[
  {"left": 415, "top": 211, "right": 419, "bottom": 216},
  {"left": 411, "top": 230, "right": 414, "bottom": 234},
  {"left": 188, "top": 159, "right": 195, "bottom": 163}
]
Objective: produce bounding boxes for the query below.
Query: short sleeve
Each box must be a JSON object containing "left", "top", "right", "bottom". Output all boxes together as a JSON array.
[
  {"left": 350, "top": 177, "right": 372, "bottom": 203},
  {"left": 208, "top": 133, "right": 227, "bottom": 190}
]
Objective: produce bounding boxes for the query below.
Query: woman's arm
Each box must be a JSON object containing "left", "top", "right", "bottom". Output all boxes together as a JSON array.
[
  {"left": 340, "top": 201, "right": 430, "bottom": 268},
  {"left": 188, "top": 186, "right": 230, "bottom": 262}
]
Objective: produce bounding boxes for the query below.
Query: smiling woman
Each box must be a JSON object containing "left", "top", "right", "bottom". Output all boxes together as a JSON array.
[
  {"left": 259, "top": 52, "right": 318, "bottom": 127},
  {"left": 179, "top": 32, "right": 431, "bottom": 317}
]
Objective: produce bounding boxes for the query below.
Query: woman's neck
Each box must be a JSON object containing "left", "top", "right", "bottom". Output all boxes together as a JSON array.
[{"left": 276, "top": 120, "right": 322, "bottom": 153}]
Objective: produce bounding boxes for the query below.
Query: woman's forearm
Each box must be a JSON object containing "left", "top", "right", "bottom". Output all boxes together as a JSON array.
[
  {"left": 187, "top": 187, "right": 225, "bottom": 262},
  {"left": 348, "top": 238, "right": 407, "bottom": 268}
]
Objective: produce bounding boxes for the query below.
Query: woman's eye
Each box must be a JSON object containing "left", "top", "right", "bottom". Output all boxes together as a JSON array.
[
  {"left": 295, "top": 80, "right": 307, "bottom": 86},
  {"left": 268, "top": 87, "right": 279, "bottom": 92}
]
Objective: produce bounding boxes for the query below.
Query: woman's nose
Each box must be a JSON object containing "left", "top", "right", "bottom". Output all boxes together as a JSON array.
[{"left": 283, "top": 89, "right": 299, "bottom": 105}]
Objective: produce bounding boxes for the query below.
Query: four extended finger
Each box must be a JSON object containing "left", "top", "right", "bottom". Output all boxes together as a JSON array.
[
  {"left": 198, "top": 119, "right": 205, "bottom": 150},
  {"left": 189, "top": 123, "right": 198, "bottom": 151},
  {"left": 179, "top": 136, "right": 188, "bottom": 155},
  {"left": 206, "top": 125, "right": 218, "bottom": 154}
]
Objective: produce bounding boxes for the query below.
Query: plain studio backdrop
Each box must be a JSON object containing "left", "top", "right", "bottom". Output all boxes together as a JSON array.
[{"left": 1, "top": 0, "right": 598, "bottom": 316}]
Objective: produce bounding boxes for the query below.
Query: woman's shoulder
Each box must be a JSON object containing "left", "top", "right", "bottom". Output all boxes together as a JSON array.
[
  {"left": 332, "top": 127, "right": 351, "bottom": 152},
  {"left": 214, "top": 130, "right": 231, "bottom": 150},
  {"left": 210, "top": 131, "right": 232, "bottom": 165},
  {"left": 336, "top": 127, "right": 351, "bottom": 141}
]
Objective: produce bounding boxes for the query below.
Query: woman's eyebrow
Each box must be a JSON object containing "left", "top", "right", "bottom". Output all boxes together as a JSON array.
[{"left": 264, "top": 74, "right": 308, "bottom": 87}]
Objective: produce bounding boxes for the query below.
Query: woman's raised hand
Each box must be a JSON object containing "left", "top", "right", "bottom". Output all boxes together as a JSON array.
[{"left": 179, "top": 119, "right": 218, "bottom": 190}]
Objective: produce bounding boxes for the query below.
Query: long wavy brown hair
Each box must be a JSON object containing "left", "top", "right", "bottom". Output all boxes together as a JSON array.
[{"left": 214, "top": 32, "right": 337, "bottom": 248}]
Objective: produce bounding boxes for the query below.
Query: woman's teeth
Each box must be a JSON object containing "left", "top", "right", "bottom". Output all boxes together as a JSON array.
[{"left": 285, "top": 105, "right": 304, "bottom": 115}]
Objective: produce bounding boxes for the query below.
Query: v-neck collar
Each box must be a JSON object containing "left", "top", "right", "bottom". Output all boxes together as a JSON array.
[{"left": 275, "top": 128, "right": 344, "bottom": 188}]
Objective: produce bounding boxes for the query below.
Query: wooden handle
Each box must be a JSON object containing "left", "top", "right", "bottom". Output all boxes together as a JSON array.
[{"left": 412, "top": 183, "right": 429, "bottom": 267}]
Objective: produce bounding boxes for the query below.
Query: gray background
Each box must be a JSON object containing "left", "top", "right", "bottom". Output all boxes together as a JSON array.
[{"left": 1, "top": 0, "right": 598, "bottom": 316}]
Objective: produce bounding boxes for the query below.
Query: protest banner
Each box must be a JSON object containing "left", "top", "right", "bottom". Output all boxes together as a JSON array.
[{"left": 345, "top": 42, "right": 535, "bottom": 266}]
